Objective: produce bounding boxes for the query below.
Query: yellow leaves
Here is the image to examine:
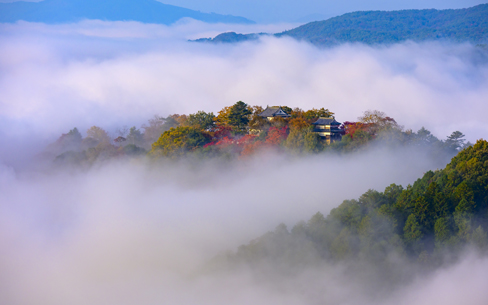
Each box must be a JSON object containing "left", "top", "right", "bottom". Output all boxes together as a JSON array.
[
  {"left": 214, "top": 106, "right": 232, "bottom": 126},
  {"left": 86, "top": 126, "right": 111, "bottom": 144}
]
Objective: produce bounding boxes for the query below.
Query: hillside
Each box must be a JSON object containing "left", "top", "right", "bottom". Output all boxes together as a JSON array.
[
  {"left": 278, "top": 4, "right": 488, "bottom": 45},
  {"left": 0, "top": 0, "right": 254, "bottom": 25},
  {"left": 197, "top": 4, "right": 488, "bottom": 45},
  {"left": 219, "top": 140, "right": 488, "bottom": 270}
]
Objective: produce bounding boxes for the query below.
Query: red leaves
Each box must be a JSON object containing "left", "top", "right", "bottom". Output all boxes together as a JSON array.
[
  {"left": 212, "top": 125, "right": 232, "bottom": 139},
  {"left": 237, "top": 134, "right": 257, "bottom": 145},
  {"left": 343, "top": 121, "right": 369, "bottom": 139},
  {"left": 265, "top": 126, "right": 288, "bottom": 145},
  {"left": 214, "top": 135, "right": 257, "bottom": 148},
  {"left": 215, "top": 136, "right": 235, "bottom": 147},
  {"left": 203, "top": 142, "right": 216, "bottom": 148}
]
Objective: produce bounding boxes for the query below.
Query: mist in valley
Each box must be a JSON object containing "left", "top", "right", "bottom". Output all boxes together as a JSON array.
[{"left": 1, "top": 20, "right": 488, "bottom": 304}]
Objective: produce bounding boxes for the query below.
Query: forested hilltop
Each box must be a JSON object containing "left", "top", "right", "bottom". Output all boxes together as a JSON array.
[
  {"left": 209, "top": 140, "right": 488, "bottom": 279},
  {"left": 46, "top": 101, "right": 469, "bottom": 166},
  {"left": 278, "top": 4, "right": 488, "bottom": 45},
  {"left": 197, "top": 4, "right": 488, "bottom": 45}
]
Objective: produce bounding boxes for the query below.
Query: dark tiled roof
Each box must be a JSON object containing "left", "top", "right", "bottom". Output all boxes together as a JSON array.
[
  {"left": 313, "top": 117, "right": 341, "bottom": 125},
  {"left": 259, "top": 106, "right": 290, "bottom": 118},
  {"left": 313, "top": 128, "right": 343, "bottom": 133}
]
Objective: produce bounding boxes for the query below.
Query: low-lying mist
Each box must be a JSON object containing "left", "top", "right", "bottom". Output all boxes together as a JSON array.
[
  {"left": 0, "top": 143, "right": 488, "bottom": 305},
  {"left": 1, "top": 145, "right": 486, "bottom": 305},
  {"left": 1, "top": 20, "right": 488, "bottom": 304}
]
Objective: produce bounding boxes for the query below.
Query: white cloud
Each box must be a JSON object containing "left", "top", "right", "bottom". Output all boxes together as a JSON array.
[
  {"left": 0, "top": 153, "right": 486, "bottom": 305},
  {"left": 1, "top": 21, "right": 486, "bottom": 151},
  {"left": 0, "top": 20, "right": 487, "bottom": 304}
]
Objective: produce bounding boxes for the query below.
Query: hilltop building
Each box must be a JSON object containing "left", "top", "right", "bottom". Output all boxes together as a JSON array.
[
  {"left": 259, "top": 106, "right": 291, "bottom": 121},
  {"left": 312, "top": 117, "right": 343, "bottom": 144}
]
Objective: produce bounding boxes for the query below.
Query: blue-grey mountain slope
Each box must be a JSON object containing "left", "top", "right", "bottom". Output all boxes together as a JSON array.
[
  {"left": 197, "top": 4, "right": 488, "bottom": 45},
  {"left": 0, "top": 0, "right": 254, "bottom": 24}
]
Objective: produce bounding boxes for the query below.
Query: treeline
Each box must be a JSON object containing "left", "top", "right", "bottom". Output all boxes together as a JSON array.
[
  {"left": 200, "top": 5, "right": 488, "bottom": 46},
  {"left": 277, "top": 4, "right": 488, "bottom": 45},
  {"left": 216, "top": 140, "right": 488, "bottom": 272},
  {"left": 47, "top": 101, "right": 469, "bottom": 165}
]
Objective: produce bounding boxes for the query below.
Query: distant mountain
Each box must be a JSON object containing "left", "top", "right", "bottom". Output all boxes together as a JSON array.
[
  {"left": 0, "top": 0, "right": 254, "bottom": 25},
  {"left": 193, "top": 32, "right": 266, "bottom": 43},
  {"left": 197, "top": 4, "right": 488, "bottom": 45}
]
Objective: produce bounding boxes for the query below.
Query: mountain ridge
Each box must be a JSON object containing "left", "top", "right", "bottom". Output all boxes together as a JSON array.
[
  {"left": 0, "top": 0, "right": 254, "bottom": 24},
  {"left": 196, "top": 4, "right": 488, "bottom": 45}
]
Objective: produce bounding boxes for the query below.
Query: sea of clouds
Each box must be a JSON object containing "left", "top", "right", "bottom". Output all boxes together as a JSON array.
[
  {"left": 1, "top": 19, "right": 488, "bottom": 305},
  {"left": 1, "top": 19, "right": 488, "bottom": 165}
]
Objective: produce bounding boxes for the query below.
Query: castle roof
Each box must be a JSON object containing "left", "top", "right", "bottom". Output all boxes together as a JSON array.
[
  {"left": 259, "top": 106, "right": 291, "bottom": 118},
  {"left": 312, "top": 117, "right": 341, "bottom": 126}
]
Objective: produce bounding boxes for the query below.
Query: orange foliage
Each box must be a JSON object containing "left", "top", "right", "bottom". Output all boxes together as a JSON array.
[
  {"left": 343, "top": 121, "right": 369, "bottom": 138},
  {"left": 241, "top": 140, "right": 264, "bottom": 156},
  {"left": 265, "top": 126, "right": 288, "bottom": 146},
  {"left": 170, "top": 114, "right": 188, "bottom": 126},
  {"left": 288, "top": 118, "right": 309, "bottom": 130}
]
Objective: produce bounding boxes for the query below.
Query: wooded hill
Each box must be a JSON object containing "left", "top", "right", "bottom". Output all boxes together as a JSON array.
[
  {"left": 197, "top": 4, "right": 488, "bottom": 45},
  {"left": 212, "top": 140, "right": 488, "bottom": 274},
  {"left": 46, "top": 102, "right": 469, "bottom": 166}
]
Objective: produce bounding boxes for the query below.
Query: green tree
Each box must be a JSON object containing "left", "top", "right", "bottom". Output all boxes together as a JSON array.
[
  {"left": 304, "top": 128, "right": 321, "bottom": 153},
  {"left": 122, "top": 144, "right": 146, "bottom": 156},
  {"left": 67, "top": 127, "right": 82, "bottom": 143},
  {"left": 359, "top": 189, "right": 387, "bottom": 209},
  {"left": 186, "top": 111, "right": 215, "bottom": 131},
  {"left": 126, "top": 126, "right": 144, "bottom": 146},
  {"left": 454, "top": 212, "right": 472, "bottom": 242},
  {"left": 331, "top": 228, "right": 354, "bottom": 259},
  {"left": 228, "top": 101, "right": 252, "bottom": 131},
  {"left": 413, "top": 194, "right": 435, "bottom": 232},
  {"left": 470, "top": 226, "right": 488, "bottom": 251},
  {"left": 384, "top": 183, "right": 404, "bottom": 204},
  {"left": 303, "top": 108, "right": 334, "bottom": 121},
  {"left": 414, "top": 127, "right": 439, "bottom": 146},
  {"left": 50, "top": 127, "right": 83, "bottom": 153},
  {"left": 445, "top": 131, "right": 466, "bottom": 151},
  {"left": 403, "top": 214, "right": 423, "bottom": 249},
  {"left": 284, "top": 127, "right": 306, "bottom": 154},
  {"left": 280, "top": 106, "right": 293, "bottom": 115},
  {"left": 149, "top": 126, "right": 209, "bottom": 158},
  {"left": 454, "top": 182, "right": 476, "bottom": 213},
  {"left": 434, "top": 217, "right": 450, "bottom": 247}
]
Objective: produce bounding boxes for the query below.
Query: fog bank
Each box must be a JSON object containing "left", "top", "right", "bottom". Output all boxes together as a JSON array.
[
  {"left": 0, "top": 146, "right": 487, "bottom": 304},
  {"left": 1, "top": 20, "right": 487, "bottom": 304},
  {"left": 1, "top": 21, "right": 487, "bottom": 166}
]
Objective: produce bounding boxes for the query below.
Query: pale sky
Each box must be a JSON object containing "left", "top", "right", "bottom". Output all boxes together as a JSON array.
[
  {"left": 0, "top": 0, "right": 486, "bottom": 22},
  {"left": 159, "top": 0, "right": 487, "bottom": 22}
]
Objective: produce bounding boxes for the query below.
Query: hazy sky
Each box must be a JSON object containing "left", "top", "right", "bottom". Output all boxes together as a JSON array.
[{"left": 0, "top": 0, "right": 486, "bottom": 22}]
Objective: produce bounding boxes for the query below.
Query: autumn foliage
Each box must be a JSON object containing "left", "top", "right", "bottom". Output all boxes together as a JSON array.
[{"left": 48, "top": 101, "right": 468, "bottom": 164}]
